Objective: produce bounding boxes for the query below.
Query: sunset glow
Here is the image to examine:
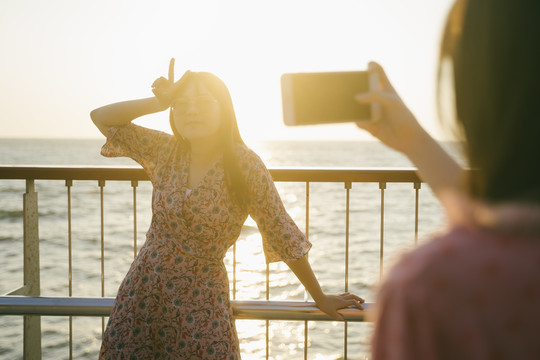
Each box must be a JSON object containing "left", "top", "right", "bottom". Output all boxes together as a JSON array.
[{"left": 0, "top": 0, "right": 454, "bottom": 142}]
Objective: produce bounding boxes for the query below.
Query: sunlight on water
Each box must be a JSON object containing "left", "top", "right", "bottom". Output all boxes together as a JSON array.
[{"left": 235, "top": 321, "right": 268, "bottom": 359}]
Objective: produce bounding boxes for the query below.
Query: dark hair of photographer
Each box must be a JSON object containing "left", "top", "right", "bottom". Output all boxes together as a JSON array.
[
  {"left": 363, "top": 1, "right": 540, "bottom": 358},
  {"left": 440, "top": 0, "right": 540, "bottom": 204}
]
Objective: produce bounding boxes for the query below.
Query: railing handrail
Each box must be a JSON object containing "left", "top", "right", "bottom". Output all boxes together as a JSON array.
[
  {"left": 0, "top": 165, "right": 421, "bottom": 358},
  {"left": 0, "top": 165, "right": 422, "bottom": 183},
  {"left": 0, "top": 296, "right": 372, "bottom": 322}
]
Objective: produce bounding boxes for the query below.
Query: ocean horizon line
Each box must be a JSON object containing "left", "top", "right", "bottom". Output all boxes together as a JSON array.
[{"left": 0, "top": 137, "right": 461, "bottom": 145}]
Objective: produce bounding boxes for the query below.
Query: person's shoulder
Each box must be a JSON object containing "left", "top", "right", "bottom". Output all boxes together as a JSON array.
[
  {"left": 383, "top": 227, "right": 479, "bottom": 288},
  {"left": 233, "top": 143, "right": 259, "bottom": 159},
  {"left": 116, "top": 123, "right": 174, "bottom": 142},
  {"left": 134, "top": 123, "right": 174, "bottom": 139},
  {"left": 233, "top": 143, "right": 266, "bottom": 170}
]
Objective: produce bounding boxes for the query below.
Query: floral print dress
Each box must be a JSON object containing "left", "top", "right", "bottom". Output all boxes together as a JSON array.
[{"left": 98, "top": 124, "right": 311, "bottom": 359}]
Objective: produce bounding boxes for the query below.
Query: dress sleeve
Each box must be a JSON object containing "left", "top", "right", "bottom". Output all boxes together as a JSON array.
[
  {"left": 242, "top": 147, "right": 312, "bottom": 263},
  {"left": 100, "top": 123, "right": 176, "bottom": 182}
]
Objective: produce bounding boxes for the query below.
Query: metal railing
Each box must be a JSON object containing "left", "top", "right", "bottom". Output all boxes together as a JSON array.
[{"left": 0, "top": 165, "right": 423, "bottom": 359}]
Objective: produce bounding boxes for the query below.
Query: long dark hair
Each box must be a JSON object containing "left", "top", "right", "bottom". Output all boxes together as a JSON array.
[
  {"left": 169, "top": 71, "right": 249, "bottom": 209},
  {"left": 438, "top": 0, "right": 540, "bottom": 205}
]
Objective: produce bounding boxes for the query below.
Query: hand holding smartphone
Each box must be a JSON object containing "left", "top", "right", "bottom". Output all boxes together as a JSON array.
[{"left": 281, "top": 70, "right": 379, "bottom": 126}]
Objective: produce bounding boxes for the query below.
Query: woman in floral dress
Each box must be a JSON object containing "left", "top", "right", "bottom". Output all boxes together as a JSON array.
[{"left": 91, "top": 59, "right": 364, "bottom": 359}]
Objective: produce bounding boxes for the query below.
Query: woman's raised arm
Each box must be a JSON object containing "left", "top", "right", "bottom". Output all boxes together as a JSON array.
[
  {"left": 355, "top": 62, "right": 466, "bottom": 200},
  {"left": 90, "top": 97, "right": 165, "bottom": 136},
  {"left": 90, "top": 58, "right": 181, "bottom": 136}
]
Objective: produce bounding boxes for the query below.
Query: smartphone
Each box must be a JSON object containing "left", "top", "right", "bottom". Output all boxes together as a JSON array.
[{"left": 281, "top": 70, "right": 378, "bottom": 126}]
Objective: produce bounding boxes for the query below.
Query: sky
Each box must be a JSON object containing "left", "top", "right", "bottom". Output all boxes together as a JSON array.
[{"left": 0, "top": 0, "right": 455, "bottom": 143}]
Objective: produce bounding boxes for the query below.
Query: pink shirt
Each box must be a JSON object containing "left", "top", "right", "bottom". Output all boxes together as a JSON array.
[{"left": 371, "top": 204, "right": 540, "bottom": 359}]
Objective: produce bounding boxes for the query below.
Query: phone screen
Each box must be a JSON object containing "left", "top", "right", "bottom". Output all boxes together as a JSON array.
[{"left": 281, "top": 71, "right": 371, "bottom": 126}]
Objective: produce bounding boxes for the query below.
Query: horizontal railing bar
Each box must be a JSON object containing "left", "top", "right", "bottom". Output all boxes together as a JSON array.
[
  {"left": 0, "top": 166, "right": 149, "bottom": 181},
  {"left": 0, "top": 296, "right": 372, "bottom": 322},
  {"left": 0, "top": 296, "right": 114, "bottom": 317},
  {"left": 234, "top": 300, "right": 372, "bottom": 322},
  {"left": 269, "top": 168, "right": 420, "bottom": 183},
  {"left": 0, "top": 165, "right": 421, "bottom": 183}
]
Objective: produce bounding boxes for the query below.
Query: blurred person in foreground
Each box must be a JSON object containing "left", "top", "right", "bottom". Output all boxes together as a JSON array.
[{"left": 355, "top": 0, "right": 540, "bottom": 358}]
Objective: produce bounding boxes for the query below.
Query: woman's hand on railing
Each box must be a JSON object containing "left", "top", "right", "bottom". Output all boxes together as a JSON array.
[
  {"left": 286, "top": 255, "right": 365, "bottom": 321},
  {"left": 315, "top": 292, "right": 365, "bottom": 321}
]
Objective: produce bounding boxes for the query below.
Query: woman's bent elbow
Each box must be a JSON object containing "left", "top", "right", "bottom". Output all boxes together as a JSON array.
[
  {"left": 90, "top": 108, "right": 109, "bottom": 136},
  {"left": 90, "top": 108, "right": 102, "bottom": 123}
]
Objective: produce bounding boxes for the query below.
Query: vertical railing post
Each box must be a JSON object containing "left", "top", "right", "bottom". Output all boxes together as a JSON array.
[
  {"left": 131, "top": 180, "right": 138, "bottom": 259},
  {"left": 232, "top": 243, "right": 237, "bottom": 300},
  {"left": 304, "top": 182, "right": 310, "bottom": 360},
  {"left": 23, "top": 179, "right": 41, "bottom": 359},
  {"left": 344, "top": 181, "right": 351, "bottom": 359},
  {"left": 98, "top": 179, "right": 106, "bottom": 335},
  {"left": 65, "top": 179, "right": 74, "bottom": 360},
  {"left": 379, "top": 182, "right": 386, "bottom": 280},
  {"left": 265, "top": 262, "right": 270, "bottom": 360},
  {"left": 414, "top": 182, "right": 421, "bottom": 246}
]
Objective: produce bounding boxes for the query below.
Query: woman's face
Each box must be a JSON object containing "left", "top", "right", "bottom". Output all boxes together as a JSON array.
[{"left": 171, "top": 82, "right": 222, "bottom": 142}]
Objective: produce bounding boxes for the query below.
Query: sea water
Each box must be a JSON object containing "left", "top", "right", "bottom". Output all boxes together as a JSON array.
[{"left": 0, "top": 138, "right": 457, "bottom": 359}]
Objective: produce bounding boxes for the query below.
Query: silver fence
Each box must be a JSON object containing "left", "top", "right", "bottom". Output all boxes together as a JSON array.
[{"left": 0, "top": 165, "right": 423, "bottom": 359}]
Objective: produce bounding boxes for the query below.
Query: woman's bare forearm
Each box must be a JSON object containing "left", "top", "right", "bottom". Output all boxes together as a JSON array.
[
  {"left": 355, "top": 62, "right": 466, "bottom": 200},
  {"left": 90, "top": 97, "right": 166, "bottom": 136},
  {"left": 405, "top": 127, "right": 466, "bottom": 199},
  {"left": 286, "top": 255, "right": 326, "bottom": 303},
  {"left": 286, "top": 255, "right": 364, "bottom": 320}
]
